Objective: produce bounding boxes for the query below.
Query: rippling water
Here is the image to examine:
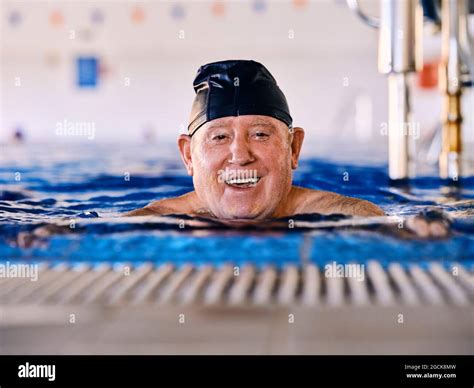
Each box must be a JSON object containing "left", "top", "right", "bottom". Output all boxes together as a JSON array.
[{"left": 1, "top": 143, "right": 473, "bottom": 266}]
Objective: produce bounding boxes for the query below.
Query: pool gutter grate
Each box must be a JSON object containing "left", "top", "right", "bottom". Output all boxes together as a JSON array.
[{"left": 0, "top": 261, "right": 472, "bottom": 307}]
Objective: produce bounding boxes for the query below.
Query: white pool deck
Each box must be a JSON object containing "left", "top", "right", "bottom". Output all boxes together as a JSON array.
[{"left": 0, "top": 261, "right": 472, "bottom": 354}]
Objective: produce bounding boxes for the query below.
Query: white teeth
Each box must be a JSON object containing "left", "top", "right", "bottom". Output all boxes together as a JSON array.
[{"left": 226, "top": 177, "right": 259, "bottom": 185}]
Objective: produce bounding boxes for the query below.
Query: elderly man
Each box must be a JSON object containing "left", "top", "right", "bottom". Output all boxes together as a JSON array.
[
  {"left": 125, "top": 60, "right": 448, "bottom": 237},
  {"left": 128, "top": 60, "right": 384, "bottom": 219},
  {"left": 13, "top": 60, "right": 449, "bottom": 251}
]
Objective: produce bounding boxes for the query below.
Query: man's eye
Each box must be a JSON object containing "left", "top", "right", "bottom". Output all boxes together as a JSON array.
[
  {"left": 254, "top": 132, "right": 269, "bottom": 139},
  {"left": 212, "top": 134, "right": 228, "bottom": 141}
]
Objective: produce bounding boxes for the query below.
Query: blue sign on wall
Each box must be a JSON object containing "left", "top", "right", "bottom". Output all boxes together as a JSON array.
[{"left": 76, "top": 57, "right": 98, "bottom": 88}]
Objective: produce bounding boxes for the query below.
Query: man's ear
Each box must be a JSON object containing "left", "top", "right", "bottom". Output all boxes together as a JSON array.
[
  {"left": 290, "top": 127, "right": 305, "bottom": 169},
  {"left": 178, "top": 134, "right": 193, "bottom": 176}
]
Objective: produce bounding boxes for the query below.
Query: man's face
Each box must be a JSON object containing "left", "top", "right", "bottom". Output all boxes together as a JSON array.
[{"left": 180, "top": 115, "right": 303, "bottom": 219}]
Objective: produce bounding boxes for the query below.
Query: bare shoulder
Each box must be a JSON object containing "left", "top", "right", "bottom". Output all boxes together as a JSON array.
[
  {"left": 123, "top": 192, "right": 198, "bottom": 217},
  {"left": 292, "top": 186, "right": 385, "bottom": 217}
]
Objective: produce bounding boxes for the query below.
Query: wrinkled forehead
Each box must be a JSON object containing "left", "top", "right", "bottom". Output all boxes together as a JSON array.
[{"left": 200, "top": 115, "right": 287, "bottom": 133}]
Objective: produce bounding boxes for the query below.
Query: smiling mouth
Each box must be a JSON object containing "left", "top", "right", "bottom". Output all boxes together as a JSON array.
[{"left": 224, "top": 177, "right": 261, "bottom": 188}]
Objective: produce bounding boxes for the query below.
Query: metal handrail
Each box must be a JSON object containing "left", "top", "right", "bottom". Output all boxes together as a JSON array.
[{"left": 346, "top": 0, "right": 380, "bottom": 29}]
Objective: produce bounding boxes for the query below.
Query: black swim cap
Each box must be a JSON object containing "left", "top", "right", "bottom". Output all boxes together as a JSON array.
[{"left": 188, "top": 60, "right": 293, "bottom": 136}]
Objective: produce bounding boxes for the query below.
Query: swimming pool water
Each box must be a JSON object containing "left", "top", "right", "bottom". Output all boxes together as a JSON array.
[{"left": 0, "top": 143, "right": 473, "bottom": 267}]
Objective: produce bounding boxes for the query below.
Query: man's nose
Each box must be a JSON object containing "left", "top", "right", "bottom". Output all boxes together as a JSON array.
[{"left": 228, "top": 137, "right": 255, "bottom": 165}]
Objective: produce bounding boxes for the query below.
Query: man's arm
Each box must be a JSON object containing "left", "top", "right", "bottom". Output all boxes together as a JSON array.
[
  {"left": 327, "top": 195, "right": 385, "bottom": 217},
  {"left": 123, "top": 192, "right": 200, "bottom": 217},
  {"left": 303, "top": 189, "right": 450, "bottom": 237},
  {"left": 123, "top": 206, "right": 172, "bottom": 217},
  {"left": 302, "top": 190, "right": 385, "bottom": 217}
]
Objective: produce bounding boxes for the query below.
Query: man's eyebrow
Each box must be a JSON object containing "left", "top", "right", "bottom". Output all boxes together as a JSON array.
[
  {"left": 206, "top": 122, "right": 230, "bottom": 130},
  {"left": 248, "top": 121, "right": 275, "bottom": 128},
  {"left": 206, "top": 120, "right": 276, "bottom": 130}
]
